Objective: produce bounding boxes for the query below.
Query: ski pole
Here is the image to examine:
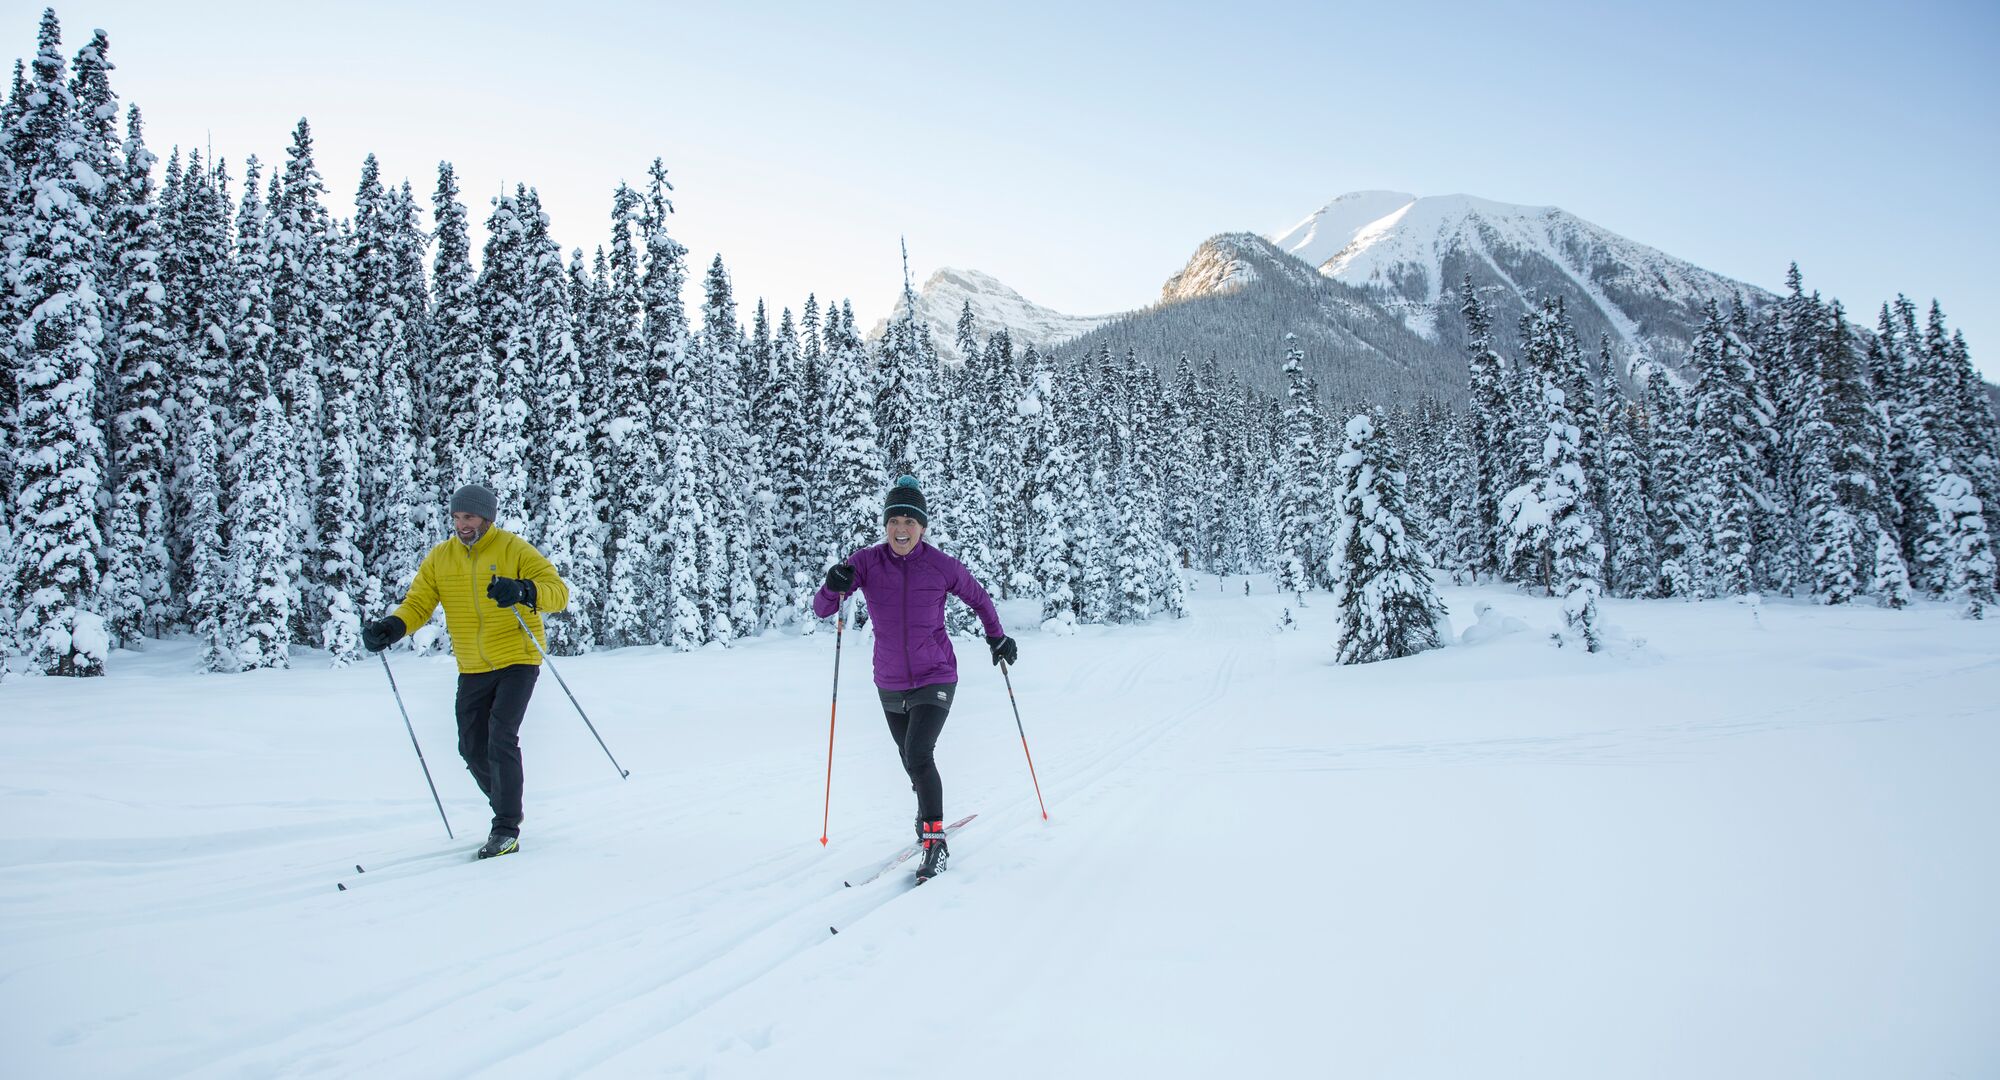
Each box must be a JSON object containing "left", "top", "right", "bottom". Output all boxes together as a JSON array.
[
  {"left": 998, "top": 660, "right": 1049, "bottom": 821},
  {"left": 378, "top": 652, "right": 454, "bottom": 839},
  {"left": 819, "top": 591, "right": 849, "bottom": 846},
  {"left": 509, "top": 606, "right": 630, "bottom": 780}
]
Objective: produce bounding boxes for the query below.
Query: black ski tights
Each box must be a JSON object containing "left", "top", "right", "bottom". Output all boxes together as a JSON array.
[{"left": 884, "top": 701, "right": 949, "bottom": 822}]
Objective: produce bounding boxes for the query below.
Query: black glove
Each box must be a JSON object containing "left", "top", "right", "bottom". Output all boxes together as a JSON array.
[
  {"left": 487, "top": 576, "right": 537, "bottom": 609},
  {"left": 824, "top": 563, "right": 856, "bottom": 593},
  {"left": 363, "top": 616, "right": 406, "bottom": 653},
  {"left": 986, "top": 634, "right": 1017, "bottom": 666}
]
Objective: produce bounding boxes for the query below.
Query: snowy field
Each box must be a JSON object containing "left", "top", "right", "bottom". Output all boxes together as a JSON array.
[{"left": 3, "top": 575, "right": 1996, "bottom": 1079}]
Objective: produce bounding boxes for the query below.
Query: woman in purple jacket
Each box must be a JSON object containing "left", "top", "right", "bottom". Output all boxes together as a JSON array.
[{"left": 814, "top": 476, "right": 1016, "bottom": 880}]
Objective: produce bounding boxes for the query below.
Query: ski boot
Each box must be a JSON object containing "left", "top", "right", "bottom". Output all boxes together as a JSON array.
[
  {"left": 477, "top": 833, "right": 520, "bottom": 859},
  {"left": 915, "top": 819, "right": 948, "bottom": 882}
]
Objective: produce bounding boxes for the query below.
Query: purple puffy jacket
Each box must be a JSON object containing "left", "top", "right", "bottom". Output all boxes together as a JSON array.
[{"left": 813, "top": 542, "right": 1004, "bottom": 691}]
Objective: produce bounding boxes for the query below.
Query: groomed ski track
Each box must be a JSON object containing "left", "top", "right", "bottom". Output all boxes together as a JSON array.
[{"left": 3, "top": 576, "right": 1996, "bottom": 1078}]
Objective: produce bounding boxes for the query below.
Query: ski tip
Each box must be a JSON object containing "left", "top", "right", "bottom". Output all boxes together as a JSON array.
[
  {"left": 355, "top": 864, "right": 365, "bottom": 873},
  {"left": 829, "top": 925, "right": 839, "bottom": 935},
  {"left": 336, "top": 882, "right": 346, "bottom": 891}
]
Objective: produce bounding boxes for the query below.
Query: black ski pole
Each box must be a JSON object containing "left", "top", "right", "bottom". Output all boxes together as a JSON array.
[
  {"left": 510, "top": 606, "right": 630, "bottom": 779},
  {"left": 378, "top": 652, "right": 453, "bottom": 839},
  {"left": 998, "top": 660, "right": 1049, "bottom": 820}
]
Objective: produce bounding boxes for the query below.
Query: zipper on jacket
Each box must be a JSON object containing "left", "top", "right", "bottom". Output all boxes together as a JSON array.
[
  {"left": 470, "top": 535, "right": 494, "bottom": 671},
  {"left": 898, "top": 546, "right": 913, "bottom": 689}
]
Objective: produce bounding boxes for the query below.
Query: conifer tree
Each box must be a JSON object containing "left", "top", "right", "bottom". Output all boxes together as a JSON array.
[
  {"left": 230, "top": 357, "right": 293, "bottom": 670},
  {"left": 1692, "top": 301, "right": 1759, "bottom": 597},
  {"left": 267, "top": 121, "right": 333, "bottom": 635},
  {"left": 350, "top": 156, "right": 424, "bottom": 610},
  {"left": 525, "top": 191, "right": 602, "bottom": 653},
  {"left": 9, "top": 11, "right": 109, "bottom": 674},
  {"left": 313, "top": 217, "right": 366, "bottom": 665},
  {"left": 67, "top": 27, "right": 118, "bottom": 460},
  {"left": 180, "top": 401, "right": 232, "bottom": 673},
  {"left": 1643, "top": 368, "right": 1702, "bottom": 597},
  {"left": 818, "top": 303, "right": 883, "bottom": 564},
  {"left": 474, "top": 191, "right": 532, "bottom": 519},
  {"left": 1599, "top": 389, "right": 1652, "bottom": 599},
  {"left": 1329, "top": 414, "right": 1447, "bottom": 664},
  {"left": 102, "top": 106, "right": 172, "bottom": 647},
  {"left": 1273, "top": 336, "right": 1321, "bottom": 602},
  {"left": 428, "top": 163, "right": 480, "bottom": 494},
  {"left": 598, "top": 182, "right": 662, "bottom": 646}
]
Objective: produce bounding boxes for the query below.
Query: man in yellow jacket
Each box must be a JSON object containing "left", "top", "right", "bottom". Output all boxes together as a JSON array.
[{"left": 361, "top": 484, "right": 570, "bottom": 859}]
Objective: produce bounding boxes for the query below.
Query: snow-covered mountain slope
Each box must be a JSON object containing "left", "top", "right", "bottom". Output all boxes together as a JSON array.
[
  {"left": 869, "top": 267, "right": 1117, "bottom": 363},
  {"left": 1072, "top": 232, "right": 1464, "bottom": 402},
  {"left": 6, "top": 581, "right": 1997, "bottom": 1076},
  {"left": 1272, "top": 191, "right": 1769, "bottom": 369}
]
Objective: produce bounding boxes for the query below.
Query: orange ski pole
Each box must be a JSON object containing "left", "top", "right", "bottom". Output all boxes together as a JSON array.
[
  {"left": 999, "top": 660, "right": 1049, "bottom": 820},
  {"left": 819, "top": 593, "right": 849, "bottom": 846}
]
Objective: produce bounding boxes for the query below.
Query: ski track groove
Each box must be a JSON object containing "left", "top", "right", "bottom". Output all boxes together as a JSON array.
[
  {"left": 461, "top": 634, "right": 1244, "bottom": 1070},
  {"left": 38, "top": 607, "right": 1254, "bottom": 1076}
]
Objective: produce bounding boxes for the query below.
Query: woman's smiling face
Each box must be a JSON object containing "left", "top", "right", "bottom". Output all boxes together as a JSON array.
[{"left": 885, "top": 514, "right": 924, "bottom": 556}]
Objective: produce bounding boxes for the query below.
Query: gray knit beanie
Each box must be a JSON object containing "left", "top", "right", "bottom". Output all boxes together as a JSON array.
[{"left": 449, "top": 483, "right": 499, "bottom": 521}]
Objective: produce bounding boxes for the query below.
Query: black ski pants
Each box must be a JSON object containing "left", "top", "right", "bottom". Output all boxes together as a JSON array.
[
  {"left": 880, "top": 682, "right": 956, "bottom": 823},
  {"left": 455, "top": 664, "right": 538, "bottom": 838}
]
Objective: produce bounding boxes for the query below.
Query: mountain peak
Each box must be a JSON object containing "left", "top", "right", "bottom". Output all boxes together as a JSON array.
[{"left": 870, "top": 266, "right": 1115, "bottom": 360}]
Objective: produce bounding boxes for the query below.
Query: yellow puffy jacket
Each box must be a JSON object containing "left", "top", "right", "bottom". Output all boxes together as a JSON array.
[{"left": 392, "top": 527, "right": 570, "bottom": 674}]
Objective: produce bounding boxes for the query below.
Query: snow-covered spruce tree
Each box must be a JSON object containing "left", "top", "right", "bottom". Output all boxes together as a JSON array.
[
  {"left": 1944, "top": 327, "right": 2000, "bottom": 557},
  {"left": 9, "top": 11, "right": 109, "bottom": 675},
  {"left": 1273, "top": 336, "right": 1320, "bottom": 602},
  {"left": 230, "top": 156, "right": 274, "bottom": 470},
  {"left": 1869, "top": 520, "right": 1913, "bottom": 609},
  {"left": 818, "top": 303, "right": 883, "bottom": 565},
  {"left": 386, "top": 180, "right": 434, "bottom": 512},
  {"left": 351, "top": 156, "right": 425, "bottom": 613},
  {"left": 1600, "top": 392, "right": 1652, "bottom": 599},
  {"left": 1459, "top": 275, "right": 1508, "bottom": 580},
  {"left": 662, "top": 427, "right": 705, "bottom": 652},
  {"left": 524, "top": 190, "right": 601, "bottom": 654},
  {"left": 313, "top": 218, "right": 366, "bottom": 666},
  {"left": 428, "top": 163, "right": 480, "bottom": 495},
  {"left": 1691, "top": 301, "right": 1760, "bottom": 598},
  {"left": 230, "top": 359, "right": 294, "bottom": 671},
  {"left": 267, "top": 121, "right": 334, "bottom": 639},
  {"left": 744, "top": 300, "right": 785, "bottom": 631},
  {"left": 67, "top": 27, "right": 119, "bottom": 468},
  {"left": 1072, "top": 455, "right": 1114, "bottom": 624},
  {"left": 1642, "top": 367, "right": 1702, "bottom": 597},
  {"left": 1878, "top": 299, "right": 1939, "bottom": 591},
  {"left": 179, "top": 403, "right": 233, "bottom": 673},
  {"left": 474, "top": 191, "right": 532, "bottom": 521},
  {"left": 697, "top": 255, "right": 755, "bottom": 643},
  {"left": 1543, "top": 380, "right": 1607, "bottom": 650},
  {"left": 1814, "top": 299, "right": 1899, "bottom": 603},
  {"left": 1112, "top": 453, "right": 1152, "bottom": 623},
  {"left": 1024, "top": 358, "right": 1078, "bottom": 632},
  {"left": 101, "top": 106, "right": 173, "bottom": 648},
  {"left": 1328, "top": 414, "right": 1447, "bottom": 664},
  {"left": 770, "top": 308, "right": 825, "bottom": 632},
  {"left": 597, "top": 183, "right": 662, "bottom": 646},
  {"left": 640, "top": 159, "right": 689, "bottom": 418},
  {"left": 876, "top": 247, "right": 931, "bottom": 480}
]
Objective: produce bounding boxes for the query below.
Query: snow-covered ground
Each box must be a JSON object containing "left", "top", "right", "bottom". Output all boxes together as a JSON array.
[{"left": 3, "top": 578, "right": 1996, "bottom": 1078}]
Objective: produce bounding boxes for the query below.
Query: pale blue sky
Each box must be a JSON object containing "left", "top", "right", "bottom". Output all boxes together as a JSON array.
[{"left": 12, "top": 0, "right": 1997, "bottom": 375}]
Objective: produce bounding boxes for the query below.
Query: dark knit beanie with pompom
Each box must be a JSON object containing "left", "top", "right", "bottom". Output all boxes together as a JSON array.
[{"left": 883, "top": 475, "right": 928, "bottom": 526}]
